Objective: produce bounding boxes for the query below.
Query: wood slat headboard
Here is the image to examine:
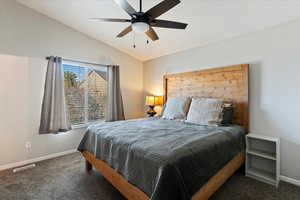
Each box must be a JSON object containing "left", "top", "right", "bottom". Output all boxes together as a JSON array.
[{"left": 163, "top": 64, "right": 249, "bottom": 132}]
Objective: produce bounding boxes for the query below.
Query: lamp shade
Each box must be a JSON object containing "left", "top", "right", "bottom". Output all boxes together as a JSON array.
[{"left": 145, "top": 96, "right": 163, "bottom": 106}]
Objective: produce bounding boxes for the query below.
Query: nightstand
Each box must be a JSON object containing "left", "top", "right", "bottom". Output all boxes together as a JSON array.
[{"left": 246, "top": 134, "right": 280, "bottom": 187}]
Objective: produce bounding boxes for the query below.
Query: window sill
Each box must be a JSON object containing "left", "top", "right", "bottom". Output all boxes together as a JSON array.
[{"left": 72, "top": 120, "right": 105, "bottom": 130}]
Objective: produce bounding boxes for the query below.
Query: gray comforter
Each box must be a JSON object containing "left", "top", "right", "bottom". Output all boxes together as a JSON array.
[{"left": 78, "top": 117, "right": 245, "bottom": 200}]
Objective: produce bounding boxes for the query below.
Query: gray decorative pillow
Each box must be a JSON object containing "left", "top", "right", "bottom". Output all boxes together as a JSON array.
[
  {"left": 162, "top": 97, "right": 191, "bottom": 120},
  {"left": 186, "top": 98, "right": 224, "bottom": 126}
]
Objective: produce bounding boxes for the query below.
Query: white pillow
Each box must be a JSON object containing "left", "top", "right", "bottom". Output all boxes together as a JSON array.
[
  {"left": 186, "top": 98, "right": 224, "bottom": 126},
  {"left": 162, "top": 97, "right": 191, "bottom": 120}
]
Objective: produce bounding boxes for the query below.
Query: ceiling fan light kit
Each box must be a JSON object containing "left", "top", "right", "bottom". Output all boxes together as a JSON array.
[
  {"left": 90, "top": 0, "right": 188, "bottom": 43},
  {"left": 132, "top": 22, "right": 149, "bottom": 33}
]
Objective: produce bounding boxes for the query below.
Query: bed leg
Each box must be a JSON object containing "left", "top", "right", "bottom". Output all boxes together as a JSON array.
[
  {"left": 85, "top": 160, "right": 92, "bottom": 172},
  {"left": 238, "top": 163, "right": 245, "bottom": 175}
]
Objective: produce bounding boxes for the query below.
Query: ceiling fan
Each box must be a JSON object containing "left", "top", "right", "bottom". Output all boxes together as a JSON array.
[{"left": 90, "top": 0, "right": 188, "bottom": 41}]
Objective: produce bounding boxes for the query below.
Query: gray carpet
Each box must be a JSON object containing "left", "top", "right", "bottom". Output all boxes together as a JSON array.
[{"left": 0, "top": 153, "right": 300, "bottom": 200}]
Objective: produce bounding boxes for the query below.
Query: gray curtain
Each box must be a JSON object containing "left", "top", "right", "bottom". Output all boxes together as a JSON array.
[
  {"left": 39, "top": 56, "right": 72, "bottom": 134},
  {"left": 106, "top": 65, "right": 125, "bottom": 122}
]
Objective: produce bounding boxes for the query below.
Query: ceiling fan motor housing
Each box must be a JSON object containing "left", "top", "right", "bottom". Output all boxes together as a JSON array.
[{"left": 131, "top": 12, "right": 150, "bottom": 24}]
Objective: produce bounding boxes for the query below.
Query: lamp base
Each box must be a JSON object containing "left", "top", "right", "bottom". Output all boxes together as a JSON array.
[{"left": 147, "top": 105, "right": 156, "bottom": 117}]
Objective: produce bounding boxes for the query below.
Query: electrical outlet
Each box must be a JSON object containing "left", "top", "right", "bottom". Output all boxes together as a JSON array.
[{"left": 25, "top": 141, "right": 31, "bottom": 149}]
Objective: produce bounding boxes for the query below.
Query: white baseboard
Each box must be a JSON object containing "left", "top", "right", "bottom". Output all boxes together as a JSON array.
[
  {"left": 0, "top": 149, "right": 78, "bottom": 172},
  {"left": 280, "top": 175, "right": 300, "bottom": 186}
]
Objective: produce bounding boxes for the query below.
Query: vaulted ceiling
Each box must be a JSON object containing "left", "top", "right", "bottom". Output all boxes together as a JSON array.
[{"left": 17, "top": 0, "right": 300, "bottom": 61}]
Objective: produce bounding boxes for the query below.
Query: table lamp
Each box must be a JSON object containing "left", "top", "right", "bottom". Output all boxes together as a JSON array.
[{"left": 145, "top": 96, "right": 163, "bottom": 117}]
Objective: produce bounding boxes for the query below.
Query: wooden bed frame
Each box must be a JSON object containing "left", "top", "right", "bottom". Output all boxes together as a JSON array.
[{"left": 82, "top": 64, "right": 249, "bottom": 200}]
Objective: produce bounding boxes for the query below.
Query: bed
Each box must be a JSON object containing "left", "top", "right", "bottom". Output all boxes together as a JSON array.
[{"left": 78, "top": 64, "right": 249, "bottom": 200}]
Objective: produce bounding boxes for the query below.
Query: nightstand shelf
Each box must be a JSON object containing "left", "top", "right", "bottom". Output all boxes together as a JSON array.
[
  {"left": 247, "top": 149, "right": 276, "bottom": 160},
  {"left": 246, "top": 134, "right": 280, "bottom": 187}
]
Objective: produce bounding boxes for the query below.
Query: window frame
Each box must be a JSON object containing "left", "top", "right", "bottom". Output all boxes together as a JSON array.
[{"left": 62, "top": 60, "right": 108, "bottom": 129}]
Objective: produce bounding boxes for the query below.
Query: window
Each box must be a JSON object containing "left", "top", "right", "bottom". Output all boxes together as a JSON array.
[{"left": 63, "top": 61, "right": 107, "bottom": 126}]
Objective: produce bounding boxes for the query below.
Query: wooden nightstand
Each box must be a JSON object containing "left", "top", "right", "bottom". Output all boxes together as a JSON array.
[{"left": 246, "top": 134, "right": 280, "bottom": 187}]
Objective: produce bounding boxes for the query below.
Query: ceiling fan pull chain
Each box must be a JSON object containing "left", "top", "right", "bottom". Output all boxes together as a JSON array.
[{"left": 133, "top": 32, "right": 136, "bottom": 48}]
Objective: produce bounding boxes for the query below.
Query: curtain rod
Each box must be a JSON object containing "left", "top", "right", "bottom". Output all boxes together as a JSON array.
[{"left": 46, "top": 56, "right": 110, "bottom": 67}]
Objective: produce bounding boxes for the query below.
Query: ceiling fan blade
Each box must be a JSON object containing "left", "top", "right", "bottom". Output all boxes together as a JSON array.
[
  {"left": 151, "top": 20, "right": 187, "bottom": 29},
  {"left": 89, "top": 18, "right": 131, "bottom": 23},
  {"left": 114, "top": 0, "right": 137, "bottom": 16},
  {"left": 146, "top": 0, "right": 180, "bottom": 19},
  {"left": 116, "top": 25, "right": 132, "bottom": 37},
  {"left": 145, "top": 27, "right": 159, "bottom": 41}
]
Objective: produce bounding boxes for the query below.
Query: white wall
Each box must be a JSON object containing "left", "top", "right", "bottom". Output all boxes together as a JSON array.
[
  {"left": 144, "top": 20, "right": 300, "bottom": 180},
  {"left": 0, "top": 0, "right": 143, "bottom": 166}
]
